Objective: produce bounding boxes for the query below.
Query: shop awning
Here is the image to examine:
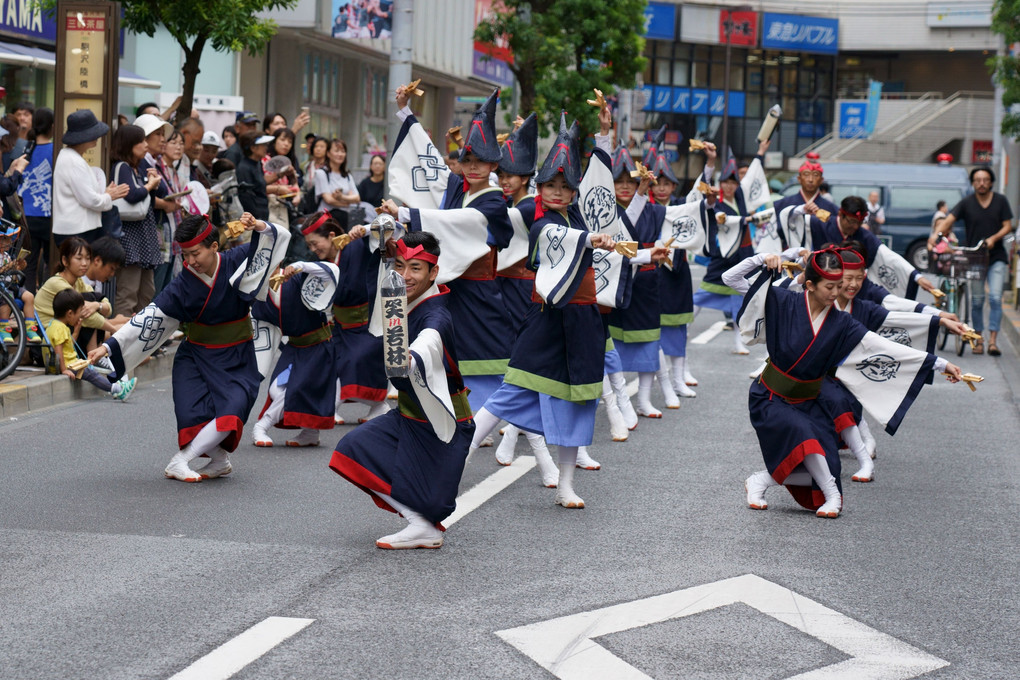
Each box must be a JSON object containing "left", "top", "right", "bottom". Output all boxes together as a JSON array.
[{"left": 0, "top": 42, "right": 162, "bottom": 89}]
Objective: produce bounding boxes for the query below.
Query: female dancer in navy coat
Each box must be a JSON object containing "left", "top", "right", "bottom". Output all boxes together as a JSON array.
[{"left": 724, "top": 247, "right": 964, "bottom": 517}]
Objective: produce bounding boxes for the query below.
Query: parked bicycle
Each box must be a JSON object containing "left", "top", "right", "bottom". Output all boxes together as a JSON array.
[
  {"left": 0, "top": 222, "right": 28, "bottom": 380},
  {"left": 929, "top": 236, "right": 988, "bottom": 356}
]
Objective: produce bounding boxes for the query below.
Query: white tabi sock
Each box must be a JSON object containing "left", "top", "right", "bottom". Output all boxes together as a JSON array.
[
  {"left": 167, "top": 421, "right": 229, "bottom": 482},
  {"left": 745, "top": 470, "right": 776, "bottom": 509},
  {"left": 859, "top": 418, "right": 877, "bottom": 459},
  {"left": 254, "top": 379, "right": 286, "bottom": 445},
  {"left": 495, "top": 424, "right": 519, "bottom": 465},
  {"left": 575, "top": 445, "right": 601, "bottom": 470},
  {"left": 370, "top": 491, "right": 443, "bottom": 548},
  {"left": 656, "top": 351, "right": 680, "bottom": 409},
  {"left": 555, "top": 446, "right": 584, "bottom": 508},
  {"left": 733, "top": 330, "right": 750, "bottom": 354},
  {"left": 680, "top": 354, "right": 697, "bottom": 386},
  {"left": 669, "top": 355, "right": 696, "bottom": 397},
  {"left": 802, "top": 453, "right": 841, "bottom": 517},
  {"left": 361, "top": 400, "right": 390, "bottom": 422},
  {"left": 608, "top": 371, "right": 637, "bottom": 430},
  {"left": 525, "top": 432, "right": 558, "bottom": 487},
  {"left": 334, "top": 378, "right": 344, "bottom": 424},
  {"left": 602, "top": 375, "right": 628, "bottom": 441},
  {"left": 470, "top": 407, "right": 502, "bottom": 449},
  {"left": 843, "top": 425, "right": 874, "bottom": 482},
  {"left": 635, "top": 372, "right": 662, "bottom": 417}
]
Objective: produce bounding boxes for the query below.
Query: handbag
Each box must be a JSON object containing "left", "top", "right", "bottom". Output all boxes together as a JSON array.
[
  {"left": 112, "top": 162, "right": 151, "bottom": 221},
  {"left": 100, "top": 204, "right": 123, "bottom": 239}
]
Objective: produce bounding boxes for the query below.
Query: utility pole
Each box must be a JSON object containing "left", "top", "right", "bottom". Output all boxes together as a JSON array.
[{"left": 387, "top": 0, "right": 413, "bottom": 156}]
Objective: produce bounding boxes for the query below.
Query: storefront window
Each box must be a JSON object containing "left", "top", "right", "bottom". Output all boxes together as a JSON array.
[{"left": 0, "top": 64, "right": 53, "bottom": 111}]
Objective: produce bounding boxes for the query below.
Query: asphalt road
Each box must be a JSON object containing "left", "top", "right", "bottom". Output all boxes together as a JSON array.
[{"left": 1, "top": 292, "right": 1017, "bottom": 679}]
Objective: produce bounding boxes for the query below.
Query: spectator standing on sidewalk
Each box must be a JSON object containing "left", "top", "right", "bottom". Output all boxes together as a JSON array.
[
  {"left": 19, "top": 107, "right": 54, "bottom": 293},
  {"left": 52, "top": 110, "right": 128, "bottom": 246},
  {"left": 356, "top": 154, "right": 386, "bottom": 209},
  {"left": 314, "top": 139, "right": 359, "bottom": 213},
  {"left": 3, "top": 102, "right": 32, "bottom": 170},
  {"left": 866, "top": 190, "right": 885, "bottom": 235},
  {"left": 111, "top": 124, "right": 163, "bottom": 316},
  {"left": 154, "top": 130, "right": 187, "bottom": 292},
  {"left": 220, "top": 112, "right": 259, "bottom": 166},
  {"left": 930, "top": 166, "right": 1014, "bottom": 356}
]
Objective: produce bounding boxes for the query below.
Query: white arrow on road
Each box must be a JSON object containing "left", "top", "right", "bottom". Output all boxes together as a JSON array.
[{"left": 496, "top": 573, "right": 949, "bottom": 679}]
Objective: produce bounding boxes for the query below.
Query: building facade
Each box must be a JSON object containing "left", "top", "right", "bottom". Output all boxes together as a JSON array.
[{"left": 636, "top": 0, "right": 998, "bottom": 185}]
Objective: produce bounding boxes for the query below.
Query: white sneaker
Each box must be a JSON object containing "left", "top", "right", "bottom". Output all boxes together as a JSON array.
[
  {"left": 164, "top": 454, "right": 202, "bottom": 483},
  {"left": 92, "top": 356, "right": 115, "bottom": 376},
  {"left": 253, "top": 421, "right": 273, "bottom": 447},
  {"left": 575, "top": 446, "right": 601, "bottom": 470},
  {"left": 198, "top": 449, "right": 233, "bottom": 479},
  {"left": 745, "top": 471, "right": 771, "bottom": 510},
  {"left": 376, "top": 522, "right": 444, "bottom": 549},
  {"left": 286, "top": 428, "right": 321, "bottom": 447}
]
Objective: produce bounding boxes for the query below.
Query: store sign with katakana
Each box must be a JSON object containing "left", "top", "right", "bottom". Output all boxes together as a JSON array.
[{"left": 761, "top": 12, "right": 838, "bottom": 55}]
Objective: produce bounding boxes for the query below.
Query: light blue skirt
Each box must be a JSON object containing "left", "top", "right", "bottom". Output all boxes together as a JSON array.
[
  {"left": 604, "top": 347, "right": 622, "bottom": 374},
  {"left": 483, "top": 383, "right": 597, "bottom": 447},
  {"left": 615, "top": 339, "right": 660, "bottom": 372},
  {"left": 660, "top": 325, "right": 687, "bottom": 357},
  {"left": 464, "top": 374, "right": 505, "bottom": 413},
  {"left": 693, "top": 289, "right": 743, "bottom": 317}
]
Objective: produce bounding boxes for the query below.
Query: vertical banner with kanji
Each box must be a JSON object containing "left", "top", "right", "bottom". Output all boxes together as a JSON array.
[{"left": 54, "top": 2, "right": 120, "bottom": 170}]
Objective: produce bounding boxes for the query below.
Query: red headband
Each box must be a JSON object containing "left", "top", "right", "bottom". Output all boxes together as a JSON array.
[
  {"left": 179, "top": 215, "right": 214, "bottom": 249},
  {"left": 798, "top": 161, "right": 823, "bottom": 174},
  {"left": 301, "top": 211, "right": 332, "bottom": 236},
  {"left": 810, "top": 247, "right": 844, "bottom": 281},
  {"left": 395, "top": 239, "right": 438, "bottom": 265},
  {"left": 838, "top": 247, "right": 865, "bottom": 270},
  {"left": 838, "top": 208, "right": 867, "bottom": 223}
]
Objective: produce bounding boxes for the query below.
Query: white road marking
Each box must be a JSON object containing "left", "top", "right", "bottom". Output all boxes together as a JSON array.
[
  {"left": 445, "top": 455, "right": 537, "bottom": 527},
  {"left": 691, "top": 320, "right": 726, "bottom": 345},
  {"left": 496, "top": 573, "right": 949, "bottom": 680},
  {"left": 167, "top": 616, "right": 314, "bottom": 680}
]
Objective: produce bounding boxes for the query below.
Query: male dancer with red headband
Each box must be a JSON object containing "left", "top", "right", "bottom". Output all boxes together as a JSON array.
[
  {"left": 329, "top": 232, "right": 474, "bottom": 550},
  {"left": 89, "top": 212, "right": 290, "bottom": 482}
]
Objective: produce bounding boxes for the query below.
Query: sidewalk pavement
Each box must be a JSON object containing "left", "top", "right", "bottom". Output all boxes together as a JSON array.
[
  {"left": 1000, "top": 296, "right": 1020, "bottom": 356},
  {"left": 0, "top": 345, "right": 178, "bottom": 419}
]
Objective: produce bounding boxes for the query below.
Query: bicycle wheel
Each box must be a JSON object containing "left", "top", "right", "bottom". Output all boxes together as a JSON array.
[
  {"left": 955, "top": 282, "right": 969, "bottom": 357},
  {"left": 0, "top": 286, "right": 28, "bottom": 381}
]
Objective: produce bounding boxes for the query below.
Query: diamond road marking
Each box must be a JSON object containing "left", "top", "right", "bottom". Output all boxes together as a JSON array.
[{"left": 496, "top": 574, "right": 949, "bottom": 679}]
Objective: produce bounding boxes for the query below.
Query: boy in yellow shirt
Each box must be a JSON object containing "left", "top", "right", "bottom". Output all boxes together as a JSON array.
[{"left": 47, "top": 289, "right": 135, "bottom": 400}]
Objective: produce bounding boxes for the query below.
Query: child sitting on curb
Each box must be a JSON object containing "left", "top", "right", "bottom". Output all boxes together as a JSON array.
[{"left": 46, "top": 288, "right": 135, "bottom": 400}]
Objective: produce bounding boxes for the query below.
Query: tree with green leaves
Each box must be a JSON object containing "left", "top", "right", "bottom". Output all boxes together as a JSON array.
[
  {"left": 474, "top": 0, "right": 647, "bottom": 139},
  {"left": 989, "top": 0, "right": 1020, "bottom": 138},
  {"left": 43, "top": 0, "right": 297, "bottom": 121}
]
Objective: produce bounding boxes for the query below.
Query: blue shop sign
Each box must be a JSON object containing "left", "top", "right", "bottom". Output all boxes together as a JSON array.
[
  {"left": 839, "top": 102, "right": 867, "bottom": 139},
  {"left": 762, "top": 13, "right": 838, "bottom": 55},
  {"left": 0, "top": 0, "right": 57, "bottom": 44},
  {"left": 643, "top": 2, "right": 676, "bottom": 41},
  {"left": 646, "top": 86, "right": 745, "bottom": 117}
]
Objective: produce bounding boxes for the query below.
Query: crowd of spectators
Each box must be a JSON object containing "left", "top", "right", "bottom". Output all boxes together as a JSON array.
[{"left": 0, "top": 97, "right": 387, "bottom": 389}]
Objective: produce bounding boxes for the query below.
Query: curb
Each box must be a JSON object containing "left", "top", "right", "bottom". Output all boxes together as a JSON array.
[
  {"left": 1000, "top": 296, "right": 1020, "bottom": 357},
  {"left": 0, "top": 344, "right": 178, "bottom": 419}
]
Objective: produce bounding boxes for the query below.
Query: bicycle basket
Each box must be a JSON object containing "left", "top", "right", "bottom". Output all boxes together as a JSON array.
[
  {"left": 930, "top": 250, "right": 954, "bottom": 276},
  {"left": 953, "top": 249, "right": 988, "bottom": 281}
]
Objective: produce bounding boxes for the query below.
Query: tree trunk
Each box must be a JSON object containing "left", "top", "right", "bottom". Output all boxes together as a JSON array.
[
  {"left": 517, "top": 65, "right": 536, "bottom": 123},
  {"left": 177, "top": 33, "right": 208, "bottom": 123}
]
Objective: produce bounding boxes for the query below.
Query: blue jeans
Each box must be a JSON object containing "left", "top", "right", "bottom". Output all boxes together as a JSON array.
[{"left": 971, "top": 260, "right": 1007, "bottom": 334}]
